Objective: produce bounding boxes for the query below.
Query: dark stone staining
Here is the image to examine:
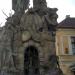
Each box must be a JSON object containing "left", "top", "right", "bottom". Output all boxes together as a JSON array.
[
  {"left": 12, "top": 0, "right": 29, "bottom": 12},
  {"left": 24, "top": 46, "right": 40, "bottom": 75},
  {"left": 0, "top": 0, "right": 63, "bottom": 75},
  {"left": 33, "top": 0, "right": 47, "bottom": 10}
]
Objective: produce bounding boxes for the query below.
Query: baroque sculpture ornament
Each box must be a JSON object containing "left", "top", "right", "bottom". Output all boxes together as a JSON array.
[
  {"left": 0, "top": 0, "right": 63, "bottom": 75},
  {"left": 12, "top": 0, "right": 29, "bottom": 12}
]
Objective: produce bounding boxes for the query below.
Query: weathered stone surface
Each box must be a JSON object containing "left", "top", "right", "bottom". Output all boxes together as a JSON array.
[
  {"left": 0, "top": 0, "right": 63, "bottom": 75},
  {"left": 12, "top": 0, "right": 29, "bottom": 12},
  {"left": 33, "top": 0, "right": 47, "bottom": 10}
]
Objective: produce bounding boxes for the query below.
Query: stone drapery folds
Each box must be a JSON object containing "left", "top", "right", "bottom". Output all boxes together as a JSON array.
[{"left": 0, "top": 0, "right": 63, "bottom": 75}]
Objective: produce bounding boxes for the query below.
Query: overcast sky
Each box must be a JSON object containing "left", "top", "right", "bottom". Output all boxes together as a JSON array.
[{"left": 0, "top": 0, "right": 75, "bottom": 26}]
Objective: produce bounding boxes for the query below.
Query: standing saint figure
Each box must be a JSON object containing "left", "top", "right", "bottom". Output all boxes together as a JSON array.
[
  {"left": 33, "top": 0, "right": 47, "bottom": 10},
  {"left": 12, "top": 0, "right": 29, "bottom": 12}
]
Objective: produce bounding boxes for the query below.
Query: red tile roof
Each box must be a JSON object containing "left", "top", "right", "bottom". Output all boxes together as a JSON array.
[{"left": 58, "top": 17, "right": 75, "bottom": 29}]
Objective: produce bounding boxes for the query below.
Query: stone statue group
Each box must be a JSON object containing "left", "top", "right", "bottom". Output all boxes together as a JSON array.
[
  {"left": 0, "top": 0, "right": 63, "bottom": 75},
  {"left": 12, "top": 0, "right": 47, "bottom": 12},
  {"left": 12, "top": 0, "right": 29, "bottom": 12}
]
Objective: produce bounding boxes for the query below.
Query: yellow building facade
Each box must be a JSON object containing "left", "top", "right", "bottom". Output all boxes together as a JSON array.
[{"left": 56, "top": 17, "right": 75, "bottom": 75}]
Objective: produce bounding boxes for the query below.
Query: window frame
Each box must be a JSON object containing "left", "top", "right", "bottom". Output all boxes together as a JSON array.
[
  {"left": 61, "top": 35, "right": 75, "bottom": 55},
  {"left": 70, "top": 36, "right": 75, "bottom": 55}
]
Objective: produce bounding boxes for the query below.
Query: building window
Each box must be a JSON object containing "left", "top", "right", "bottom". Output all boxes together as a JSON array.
[
  {"left": 65, "top": 47, "right": 69, "bottom": 54},
  {"left": 71, "top": 36, "right": 75, "bottom": 55},
  {"left": 62, "top": 36, "right": 69, "bottom": 54}
]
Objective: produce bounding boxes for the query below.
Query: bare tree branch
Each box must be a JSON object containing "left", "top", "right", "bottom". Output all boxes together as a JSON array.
[
  {"left": 0, "top": 22, "right": 2, "bottom": 27},
  {"left": 1, "top": 10, "right": 8, "bottom": 18}
]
